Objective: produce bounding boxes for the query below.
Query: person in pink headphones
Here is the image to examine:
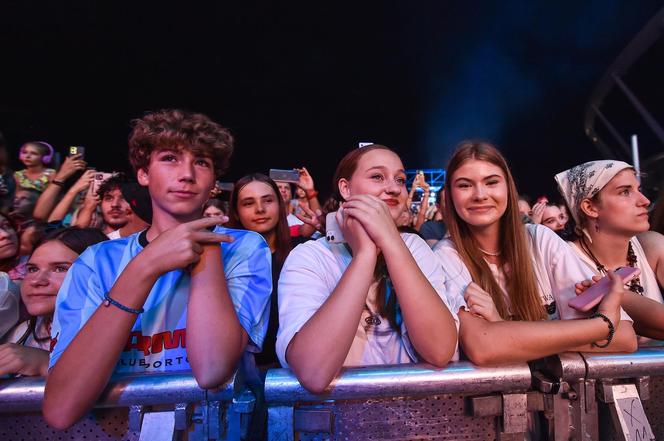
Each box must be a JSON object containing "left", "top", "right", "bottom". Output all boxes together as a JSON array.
[{"left": 14, "top": 141, "right": 56, "bottom": 193}]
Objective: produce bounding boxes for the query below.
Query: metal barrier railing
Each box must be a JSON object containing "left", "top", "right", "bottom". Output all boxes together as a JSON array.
[
  {"left": 3, "top": 348, "right": 664, "bottom": 440},
  {"left": 265, "top": 361, "right": 534, "bottom": 441},
  {"left": 0, "top": 371, "right": 254, "bottom": 441},
  {"left": 534, "top": 347, "right": 664, "bottom": 440}
]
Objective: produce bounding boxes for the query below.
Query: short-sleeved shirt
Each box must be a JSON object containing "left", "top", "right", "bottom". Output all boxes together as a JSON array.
[
  {"left": 49, "top": 226, "right": 272, "bottom": 373},
  {"left": 0, "top": 273, "right": 21, "bottom": 340},
  {"left": 276, "top": 233, "right": 461, "bottom": 368},
  {"left": 433, "top": 224, "right": 631, "bottom": 322}
]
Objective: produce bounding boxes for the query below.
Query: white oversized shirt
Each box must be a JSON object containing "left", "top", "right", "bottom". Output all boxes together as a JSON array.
[
  {"left": 433, "top": 224, "right": 631, "bottom": 321},
  {"left": 276, "top": 233, "right": 462, "bottom": 368}
]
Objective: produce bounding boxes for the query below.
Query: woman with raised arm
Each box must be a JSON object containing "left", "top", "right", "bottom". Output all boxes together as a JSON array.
[
  {"left": 433, "top": 141, "right": 637, "bottom": 366},
  {"left": 276, "top": 144, "right": 459, "bottom": 393},
  {"left": 556, "top": 161, "right": 664, "bottom": 341}
]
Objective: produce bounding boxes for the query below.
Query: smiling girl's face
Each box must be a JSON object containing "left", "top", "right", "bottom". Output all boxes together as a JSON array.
[
  {"left": 21, "top": 241, "right": 78, "bottom": 317},
  {"left": 338, "top": 149, "right": 408, "bottom": 221},
  {"left": 449, "top": 159, "right": 509, "bottom": 231}
]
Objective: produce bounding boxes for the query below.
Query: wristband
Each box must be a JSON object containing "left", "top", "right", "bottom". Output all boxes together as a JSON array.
[
  {"left": 51, "top": 179, "right": 65, "bottom": 187},
  {"left": 589, "top": 312, "right": 614, "bottom": 348},
  {"left": 103, "top": 294, "right": 144, "bottom": 315},
  {"left": 305, "top": 189, "right": 318, "bottom": 200}
]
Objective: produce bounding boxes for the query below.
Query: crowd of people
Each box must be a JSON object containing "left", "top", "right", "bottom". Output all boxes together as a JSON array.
[{"left": 0, "top": 109, "right": 663, "bottom": 435}]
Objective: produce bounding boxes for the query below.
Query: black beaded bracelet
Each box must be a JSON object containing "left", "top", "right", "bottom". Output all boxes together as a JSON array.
[
  {"left": 103, "top": 294, "right": 144, "bottom": 315},
  {"left": 589, "top": 312, "right": 615, "bottom": 348},
  {"left": 51, "top": 179, "right": 65, "bottom": 187}
]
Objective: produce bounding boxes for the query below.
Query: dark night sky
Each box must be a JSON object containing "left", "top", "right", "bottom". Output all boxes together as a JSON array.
[{"left": 1, "top": 1, "right": 663, "bottom": 200}]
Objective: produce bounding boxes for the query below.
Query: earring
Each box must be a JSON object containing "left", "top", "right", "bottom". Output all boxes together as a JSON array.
[{"left": 595, "top": 219, "right": 600, "bottom": 233}]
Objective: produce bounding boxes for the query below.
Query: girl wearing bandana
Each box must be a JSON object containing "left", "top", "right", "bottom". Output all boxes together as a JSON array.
[
  {"left": 433, "top": 141, "right": 637, "bottom": 366},
  {"left": 556, "top": 160, "right": 664, "bottom": 341}
]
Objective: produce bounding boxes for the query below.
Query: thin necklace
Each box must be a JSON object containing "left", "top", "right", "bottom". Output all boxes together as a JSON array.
[
  {"left": 579, "top": 237, "right": 644, "bottom": 295},
  {"left": 478, "top": 247, "right": 502, "bottom": 256}
]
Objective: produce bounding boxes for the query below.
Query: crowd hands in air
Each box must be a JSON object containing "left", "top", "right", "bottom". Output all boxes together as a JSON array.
[{"left": 0, "top": 110, "right": 662, "bottom": 430}]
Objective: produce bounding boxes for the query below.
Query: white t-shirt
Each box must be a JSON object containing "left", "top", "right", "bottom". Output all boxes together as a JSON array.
[
  {"left": 2, "top": 316, "right": 51, "bottom": 351},
  {"left": 433, "top": 224, "right": 631, "bottom": 321},
  {"left": 0, "top": 273, "right": 21, "bottom": 340},
  {"left": 106, "top": 229, "right": 122, "bottom": 240},
  {"left": 286, "top": 213, "right": 304, "bottom": 227},
  {"left": 276, "top": 233, "right": 461, "bottom": 368}
]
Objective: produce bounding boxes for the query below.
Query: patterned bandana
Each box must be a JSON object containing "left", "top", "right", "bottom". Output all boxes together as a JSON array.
[{"left": 554, "top": 160, "right": 632, "bottom": 229}]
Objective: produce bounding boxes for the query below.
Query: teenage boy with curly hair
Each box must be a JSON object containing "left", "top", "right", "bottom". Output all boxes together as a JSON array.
[{"left": 43, "top": 109, "right": 272, "bottom": 429}]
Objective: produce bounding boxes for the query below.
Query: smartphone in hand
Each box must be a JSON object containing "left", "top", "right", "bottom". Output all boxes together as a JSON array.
[
  {"left": 325, "top": 210, "right": 346, "bottom": 244},
  {"left": 269, "top": 169, "right": 300, "bottom": 183},
  {"left": 568, "top": 267, "right": 641, "bottom": 312},
  {"left": 69, "top": 146, "right": 86, "bottom": 159}
]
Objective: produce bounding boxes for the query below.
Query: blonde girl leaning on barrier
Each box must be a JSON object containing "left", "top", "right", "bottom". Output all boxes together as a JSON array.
[
  {"left": 556, "top": 161, "right": 664, "bottom": 342},
  {"left": 433, "top": 140, "right": 637, "bottom": 366},
  {"left": 276, "top": 144, "right": 459, "bottom": 393}
]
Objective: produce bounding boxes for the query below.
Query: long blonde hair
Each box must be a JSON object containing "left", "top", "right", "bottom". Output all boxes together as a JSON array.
[{"left": 444, "top": 140, "right": 546, "bottom": 321}]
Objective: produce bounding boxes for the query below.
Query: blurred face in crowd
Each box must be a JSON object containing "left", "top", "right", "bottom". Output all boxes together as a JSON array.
[
  {"left": 517, "top": 199, "right": 531, "bottom": 217},
  {"left": 19, "top": 144, "right": 45, "bottom": 168},
  {"left": 295, "top": 186, "right": 306, "bottom": 199},
  {"left": 137, "top": 148, "right": 215, "bottom": 223},
  {"left": 11, "top": 190, "right": 38, "bottom": 220},
  {"left": 276, "top": 181, "right": 292, "bottom": 203},
  {"left": 558, "top": 204, "right": 569, "bottom": 225},
  {"left": 338, "top": 149, "right": 408, "bottom": 221},
  {"left": 21, "top": 240, "right": 78, "bottom": 317},
  {"left": 0, "top": 215, "right": 18, "bottom": 260},
  {"left": 585, "top": 169, "right": 650, "bottom": 236},
  {"left": 203, "top": 204, "right": 225, "bottom": 218},
  {"left": 100, "top": 187, "right": 132, "bottom": 230},
  {"left": 541, "top": 205, "right": 566, "bottom": 232},
  {"left": 236, "top": 181, "right": 280, "bottom": 234},
  {"left": 19, "top": 224, "right": 41, "bottom": 256},
  {"left": 397, "top": 207, "right": 413, "bottom": 227},
  {"left": 449, "top": 159, "right": 508, "bottom": 231}
]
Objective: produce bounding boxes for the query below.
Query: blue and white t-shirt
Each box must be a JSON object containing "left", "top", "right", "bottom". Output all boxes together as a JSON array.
[{"left": 49, "top": 226, "right": 272, "bottom": 374}]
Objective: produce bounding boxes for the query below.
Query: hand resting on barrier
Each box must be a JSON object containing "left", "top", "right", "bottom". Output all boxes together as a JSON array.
[
  {"left": 0, "top": 343, "right": 49, "bottom": 377},
  {"left": 280, "top": 147, "right": 458, "bottom": 394},
  {"left": 459, "top": 258, "right": 637, "bottom": 365}
]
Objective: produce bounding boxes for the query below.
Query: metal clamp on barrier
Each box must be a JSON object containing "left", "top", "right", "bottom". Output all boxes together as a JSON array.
[
  {"left": 265, "top": 361, "right": 533, "bottom": 441},
  {"left": 531, "top": 352, "right": 597, "bottom": 440},
  {"left": 0, "top": 372, "right": 253, "bottom": 441}
]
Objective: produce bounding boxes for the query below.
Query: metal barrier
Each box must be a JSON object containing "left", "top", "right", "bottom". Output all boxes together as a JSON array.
[
  {"left": 533, "top": 346, "right": 664, "bottom": 441},
  {"left": 264, "top": 362, "right": 534, "bottom": 441},
  {"left": 0, "top": 372, "right": 254, "bottom": 441},
  {"left": 582, "top": 346, "right": 664, "bottom": 441},
  {"left": 4, "top": 348, "right": 664, "bottom": 440}
]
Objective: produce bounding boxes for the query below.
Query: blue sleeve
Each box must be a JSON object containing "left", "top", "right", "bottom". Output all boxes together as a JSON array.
[
  {"left": 49, "top": 249, "right": 105, "bottom": 370},
  {"left": 221, "top": 229, "right": 272, "bottom": 352}
]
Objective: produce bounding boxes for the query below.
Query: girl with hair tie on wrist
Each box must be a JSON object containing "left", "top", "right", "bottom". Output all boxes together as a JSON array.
[
  {"left": 433, "top": 140, "right": 637, "bottom": 367},
  {"left": 556, "top": 161, "right": 664, "bottom": 342}
]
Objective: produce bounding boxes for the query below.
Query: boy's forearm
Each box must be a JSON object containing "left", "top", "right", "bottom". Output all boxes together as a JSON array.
[
  {"left": 43, "top": 256, "right": 159, "bottom": 429},
  {"left": 187, "top": 245, "right": 246, "bottom": 389}
]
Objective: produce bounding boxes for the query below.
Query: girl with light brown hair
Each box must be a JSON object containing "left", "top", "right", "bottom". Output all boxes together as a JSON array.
[{"left": 434, "top": 140, "right": 636, "bottom": 365}]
